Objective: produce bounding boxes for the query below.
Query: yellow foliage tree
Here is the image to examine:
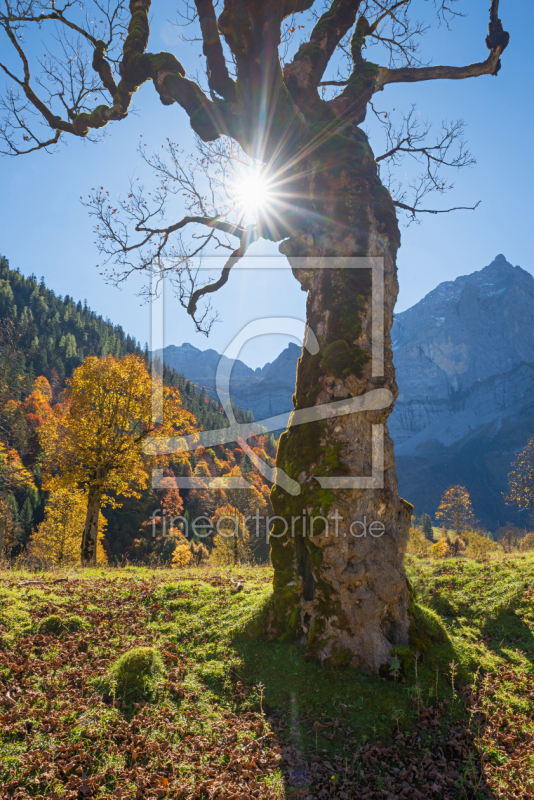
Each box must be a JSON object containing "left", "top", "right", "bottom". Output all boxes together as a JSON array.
[
  {"left": 39, "top": 354, "right": 195, "bottom": 565},
  {"left": 171, "top": 542, "right": 193, "bottom": 568},
  {"left": 506, "top": 436, "right": 534, "bottom": 515},
  {"left": 435, "top": 485, "right": 476, "bottom": 536},
  {"left": 211, "top": 504, "right": 252, "bottom": 566},
  {"left": 520, "top": 532, "right": 534, "bottom": 552},
  {"left": 30, "top": 487, "right": 107, "bottom": 565},
  {"left": 430, "top": 538, "right": 452, "bottom": 560},
  {"left": 0, "top": 442, "right": 34, "bottom": 494},
  {"left": 222, "top": 480, "right": 268, "bottom": 561}
]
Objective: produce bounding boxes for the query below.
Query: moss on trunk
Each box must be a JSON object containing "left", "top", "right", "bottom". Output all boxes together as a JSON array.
[{"left": 269, "top": 123, "right": 411, "bottom": 673}]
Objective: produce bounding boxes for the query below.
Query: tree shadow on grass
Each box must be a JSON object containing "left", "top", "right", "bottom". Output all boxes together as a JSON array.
[
  {"left": 208, "top": 601, "right": 500, "bottom": 799},
  {"left": 480, "top": 607, "right": 534, "bottom": 663}
]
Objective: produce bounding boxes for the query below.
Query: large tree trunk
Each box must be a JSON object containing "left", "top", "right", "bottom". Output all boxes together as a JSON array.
[
  {"left": 269, "top": 125, "right": 412, "bottom": 673},
  {"left": 81, "top": 484, "right": 102, "bottom": 565}
]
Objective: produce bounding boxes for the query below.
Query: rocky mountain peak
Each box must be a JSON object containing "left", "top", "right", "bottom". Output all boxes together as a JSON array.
[
  {"left": 390, "top": 255, "right": 534, "bottom": 529},
  {"left": 391, "top": 256, "right": 534, "bottom": 398},
  {"left": 157, "top": 340, "right": 300, "bottom": 420}
]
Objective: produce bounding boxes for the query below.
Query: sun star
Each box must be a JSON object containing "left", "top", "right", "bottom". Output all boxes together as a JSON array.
[{"left": 235, "top": 168, "right": 273, "bottom": 215}]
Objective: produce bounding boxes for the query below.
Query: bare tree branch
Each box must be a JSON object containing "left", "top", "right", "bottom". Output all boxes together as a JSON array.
[
  {"left": 368, "top": 103, "right": 476, "bottom": 218},
  {"left": 187, "top": 232, "right": 256, "bottom": 319},
  {"left": 85, "top": 135, "right": 265, "bottom": 332},
  {"left": 1, "top": 0, "right": 509, "bottom": 171},
  {"left": 376, "top": 52, "right": 503, "bottom": 89},
  {"left": 0, "top": 87, "right": 62, "bottom": 155},
  {"left": 377, "top": 0, "right": 509, "bottom": 88},
  {"left": 393, "top": 199, "right": 480, "bottom": 218},
  {"left": 365, "top": 0, "right": 430, "bottom": 69},
  {"left": 0, "top": 0, "right": 225, "bottom": 154}
]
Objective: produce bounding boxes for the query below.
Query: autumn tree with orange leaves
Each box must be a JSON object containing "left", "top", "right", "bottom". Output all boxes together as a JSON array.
[
  {"left": 435, "top": 485, "right": 476, "bottom": 537},
  {"left": 39, "top": 354, "right": 195, "bottom": 565}
]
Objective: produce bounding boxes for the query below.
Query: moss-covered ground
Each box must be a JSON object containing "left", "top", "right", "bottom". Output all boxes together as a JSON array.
[{"left": 0, "top": 556, "right": 533, "bottom": 798}]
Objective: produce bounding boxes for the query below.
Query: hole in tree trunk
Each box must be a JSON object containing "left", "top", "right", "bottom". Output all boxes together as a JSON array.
[
  {"left": 295, "top": 536, "right": 316, "bottom": 601},
  {"left": 381, "top": 612, "right": 398, "bottom": 645}
]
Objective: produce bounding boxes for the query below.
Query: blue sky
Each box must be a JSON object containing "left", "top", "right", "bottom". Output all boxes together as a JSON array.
[{"left": 1, "top": 1, "right": 531, "bottom": 368}]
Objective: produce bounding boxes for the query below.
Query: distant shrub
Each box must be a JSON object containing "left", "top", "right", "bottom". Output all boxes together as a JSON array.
[
  {"left": 39, "top": 615, "right": 64, "bottom": 634},
  {"left": 464, "top": 530, "right": 499, "bottom": 561},
  {"left": 430, "top": 539, "right": 451, "bottom": 560},
  {"left": 191, "top": 542, "right": 209, "bottom": 566},
  {"left": 520, "top": 532, "right": 534, "bottom": 552},
  {"left": 172, "top": 543, "right": 193, "bottom": 568},
  {"left": 407, "top": 527, "right": 430, "bottom": 558},
  {"left": 109, "top": 646, "right": 163, "bottom": 702},
  {"left": 448, "top": 535, "right": 466, "bottom": 556},
  {"left": 495, "top": 524, "right": 524, "bottom": 553}
]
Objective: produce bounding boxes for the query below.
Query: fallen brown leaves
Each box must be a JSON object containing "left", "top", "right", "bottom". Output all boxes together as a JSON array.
[
  {"left": 1, "top": 572, "right": 532, "bottom": 799},
  {"left": 0, "top": 576, "right": 282, "bottom": 799},
  {"left": 278, "top": 709, "right": 487, "bottom": 799},
  {"left": 468, "top": 667, "right": 534, "bottom": 799}
]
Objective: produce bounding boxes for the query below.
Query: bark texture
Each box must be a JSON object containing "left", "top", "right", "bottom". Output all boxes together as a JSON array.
[
  {"left": 81, "top": 485, "right": 102, "bottom": 565},
  {"left": 269, "top": 124, "right": 413, "bottom": 672}
]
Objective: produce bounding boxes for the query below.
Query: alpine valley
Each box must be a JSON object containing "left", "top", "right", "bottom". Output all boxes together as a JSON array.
[{"left": 161, "top": 255, "right": 534, "bottom": 531}]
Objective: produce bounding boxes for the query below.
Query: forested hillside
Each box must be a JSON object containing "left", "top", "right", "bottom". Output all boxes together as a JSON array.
[
  {"left": 0, "top": 255, "right": 141, "bottom": 381},
  {"left": 0, "top": 255, "right": 267, "bottom": 563},
  {"left": 0, "top": 255, "right": 244, "bottom": 432}
]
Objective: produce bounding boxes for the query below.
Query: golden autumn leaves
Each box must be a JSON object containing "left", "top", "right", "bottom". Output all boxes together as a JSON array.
[
  {"left": 435, "top": 485, "right": 476, "bottom": 536},
  {"left": 38, "top": 354, "right": 196, "bottom": 564},
  {"left": 505, "top": 435, "right": 534, "bottom": 513},
  {"left": 30, "top": 486, "right": 108, "bottom": 566}
]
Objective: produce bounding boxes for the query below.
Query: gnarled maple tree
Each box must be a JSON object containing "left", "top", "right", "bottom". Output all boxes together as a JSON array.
[{"left": 1, "top": 0, "right": 509, "bottom": 669}]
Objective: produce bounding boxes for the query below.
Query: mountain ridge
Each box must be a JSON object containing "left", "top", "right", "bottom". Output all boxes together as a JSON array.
[
  {"left": 157, "top": 341, "right": 301, "bottom": 420},
  {"left": 161, "top": 255, "right": 534, "bottom": 530}
]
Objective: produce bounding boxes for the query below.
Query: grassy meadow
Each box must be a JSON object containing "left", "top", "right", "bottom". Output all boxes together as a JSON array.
[{"left": 0, "top": 555, "right": 533, "bottom": 799}]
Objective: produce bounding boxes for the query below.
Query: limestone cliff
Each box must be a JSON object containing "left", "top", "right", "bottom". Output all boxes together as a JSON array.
[{"left": 390, "top": 255, "right": 534, "bottom": 529}]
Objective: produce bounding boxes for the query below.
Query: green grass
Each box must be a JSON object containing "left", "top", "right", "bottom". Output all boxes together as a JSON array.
[{"left": 0, "top": 556, "right": 533, "bottom": 798}]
